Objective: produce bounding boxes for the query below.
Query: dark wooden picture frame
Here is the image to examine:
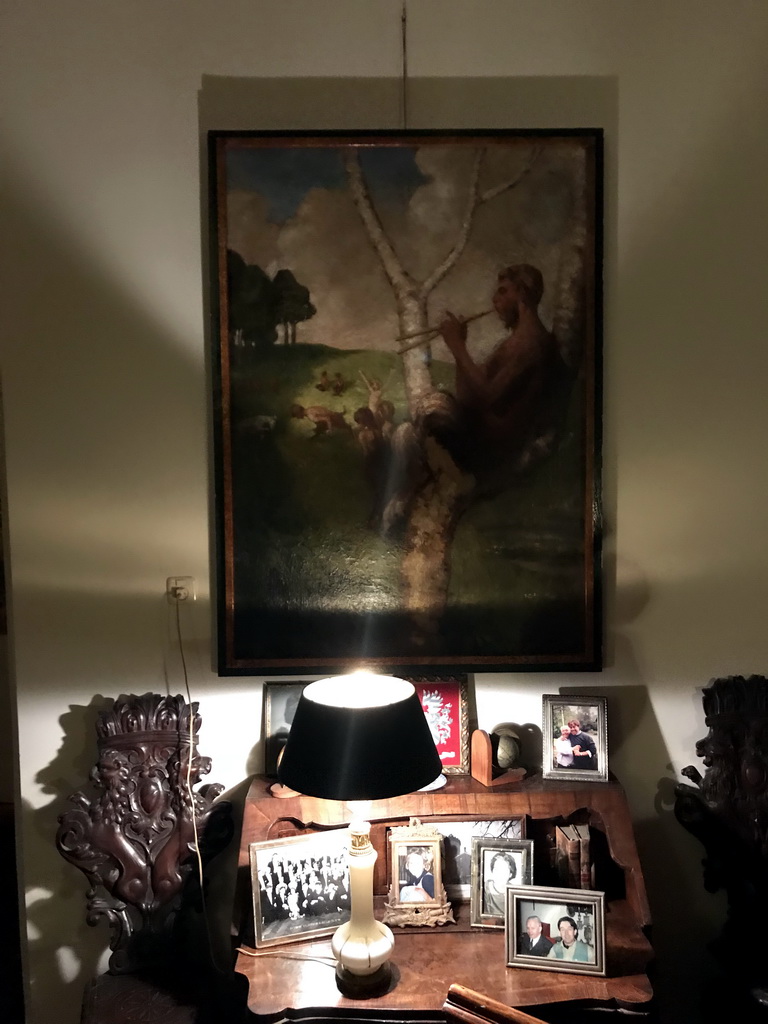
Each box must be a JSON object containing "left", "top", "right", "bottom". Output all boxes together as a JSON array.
[
  {"left": 210, "top": 129, "right": 603, "bottom": 675},
  {"left": 429, "top": 816, "right": 527, "bottom": 901},
  {"left": 262, "top": 680, "right": 308, "bottom": 776}
]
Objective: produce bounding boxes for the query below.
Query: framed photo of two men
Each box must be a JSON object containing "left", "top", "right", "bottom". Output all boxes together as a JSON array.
[{"left": 210, "top": 129, "right": 603, "bottom": 675}]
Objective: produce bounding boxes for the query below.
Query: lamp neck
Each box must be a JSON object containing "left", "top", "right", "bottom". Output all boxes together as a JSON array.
[
  {"left": 349, "top": 820, "right": 373, "bottom": 857},
  {"left": 347, "top": 821, "right": 376, "bottom": 926}
]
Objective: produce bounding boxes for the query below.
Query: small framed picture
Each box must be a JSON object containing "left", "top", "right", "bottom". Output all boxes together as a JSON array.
[
  {"left": 389, "top": 836, "right": 443, "bottom": 907},
  {"left": 262, "top": 681, "right": 307, "bottom": 776},
  {"left": 409, "top": 675, "right": 470, "bottom": 775},
  {"left": 470, "top": 837, "right": 534, "bottom": 928},
  {"left": 431, "top": 817, "right": 527, "bottom": 901},
  {"left": 542, "top": 694, "right": 608, "bottom": 782},
  {"left": 249, "top": 828, "right": 350, "bottom": 947},
  {"left": 383, "top": 821, "right": 453, "bottom": 927},
  {"left": 395, "top": 841, "right": 441, "bottom": 905},
  {"left": 506, "top": 885, "right": 605, "bottom": 975}
]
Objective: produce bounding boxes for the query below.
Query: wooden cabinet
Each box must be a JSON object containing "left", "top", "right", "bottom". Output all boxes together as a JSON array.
[{"left": 234, "top": 774, "right": 653, "bottom": 1022}]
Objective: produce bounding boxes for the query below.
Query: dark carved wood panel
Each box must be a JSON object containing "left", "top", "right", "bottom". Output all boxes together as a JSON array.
[
  {"left": 676, "top": 675, "right": 768, "bottom": 1020},
  {"left": 56, "top": 693, "right": 231, "bottom": 974}
]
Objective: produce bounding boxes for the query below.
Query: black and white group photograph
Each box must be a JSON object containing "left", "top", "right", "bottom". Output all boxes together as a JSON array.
[{"left": 249, "top": 829, "right": 350, "bottom": 947}]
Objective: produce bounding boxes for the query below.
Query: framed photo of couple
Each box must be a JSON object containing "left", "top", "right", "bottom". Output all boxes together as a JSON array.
[{"left": 542, "top": 694, "right": 608, "bottom": 782}]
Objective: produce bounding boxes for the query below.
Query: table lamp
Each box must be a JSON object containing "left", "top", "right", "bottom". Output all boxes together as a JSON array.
[{"left": 277, "top": 670, "right": 442, "bottom": 996}]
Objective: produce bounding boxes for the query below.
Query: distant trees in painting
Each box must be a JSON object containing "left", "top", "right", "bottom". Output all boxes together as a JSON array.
[{"left": 228, "top": 249, "right": 316, "bottom": 351}]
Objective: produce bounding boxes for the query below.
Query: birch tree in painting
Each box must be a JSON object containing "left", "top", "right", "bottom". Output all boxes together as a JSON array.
[{"left": 342, "top": 142, "right": 588, "bottom": 642}]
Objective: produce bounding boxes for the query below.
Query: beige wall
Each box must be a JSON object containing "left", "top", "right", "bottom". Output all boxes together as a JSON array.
[{"left": 2, "top": 2, "right": 767, "bottom": 1021}]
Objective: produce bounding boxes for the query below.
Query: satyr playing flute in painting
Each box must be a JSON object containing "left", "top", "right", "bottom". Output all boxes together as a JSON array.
[{"left": 211, "top": 130, "right": 602, "bottom": 674}]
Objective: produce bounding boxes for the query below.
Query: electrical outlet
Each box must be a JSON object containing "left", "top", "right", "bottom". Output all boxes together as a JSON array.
[{"left": 166, "top": 576, "right": 195, "bottom": 602}]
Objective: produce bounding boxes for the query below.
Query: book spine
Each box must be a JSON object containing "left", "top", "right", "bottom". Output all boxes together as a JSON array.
[
  {"left": 566, "top": 832, "right": 581, "bottom": 888},
  {"left": 579, "top": 832, "right": 590, "bottom": 889},
  {"left": 555, "top": 827, "right": 569, "bottom": 885},
  {"left": 556, "top": 826, "right": 580, "bottom": 887}
]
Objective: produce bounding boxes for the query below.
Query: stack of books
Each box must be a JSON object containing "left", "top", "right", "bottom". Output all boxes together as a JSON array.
[{"left": 555, "top": 823, "right": 592, "bottom": 889}]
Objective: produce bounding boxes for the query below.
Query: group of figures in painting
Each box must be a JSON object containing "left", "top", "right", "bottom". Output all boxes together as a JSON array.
[{"left": 287, "top": 262, "right": 571, "bottom": 536}]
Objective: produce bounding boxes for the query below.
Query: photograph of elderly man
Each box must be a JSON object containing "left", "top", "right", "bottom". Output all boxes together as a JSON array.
[{"left": 520, "top": 914, "right": 553, "bottom": 957}]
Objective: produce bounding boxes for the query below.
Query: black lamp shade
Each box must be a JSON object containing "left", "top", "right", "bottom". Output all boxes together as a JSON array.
[{"left": 277, "top": 675, "right": 442, "bottom": 801}]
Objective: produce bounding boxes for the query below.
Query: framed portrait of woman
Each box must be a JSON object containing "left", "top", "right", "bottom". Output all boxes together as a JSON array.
[{"left": 470, "top": 837, "right": 533, "bottom": 928}]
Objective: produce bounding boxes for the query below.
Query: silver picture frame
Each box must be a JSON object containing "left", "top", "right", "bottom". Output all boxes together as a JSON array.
[
  {"left": 470, "top": 837, "right": 534, "bottom": 929},
  {"left": 505, "top": 885, "right": 606, "bottom": 975},
  {"left": 249, "top": 827, "right": 350, "bottom": 947},
  {"left": 542, "top": 694, "right": 608, "bottom": 782}
]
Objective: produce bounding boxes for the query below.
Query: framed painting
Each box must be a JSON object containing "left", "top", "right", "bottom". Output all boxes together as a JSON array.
[
  {"left": 409, "top": 675, "right": 470, "bottom": 775},
  {"left": 542, "top": 694, "right": 608, "bottom": 782},
  {"left": 210, "top": 129, "right": 603, "bottom": 674}
]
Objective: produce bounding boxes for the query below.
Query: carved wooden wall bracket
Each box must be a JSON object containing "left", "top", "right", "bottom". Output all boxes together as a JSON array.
[
  {"left": 675, "top": 675, "right": 768, "bottom": 1010},
  {"left": 56, "top": 693, "right": 230, "bottom": 974}
]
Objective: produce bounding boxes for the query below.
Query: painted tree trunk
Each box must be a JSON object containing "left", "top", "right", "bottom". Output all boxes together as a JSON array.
[
  {"left": 342, "top": 143, "right": 566, "bottom": 643},
  {"left": 400, "top": 438, "right": 476, "bottom": 647}
]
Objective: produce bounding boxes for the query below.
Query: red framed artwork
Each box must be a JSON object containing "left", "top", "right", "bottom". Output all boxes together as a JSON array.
[{"left": 410, "top": 675, "right": 469, "bottom": 775}]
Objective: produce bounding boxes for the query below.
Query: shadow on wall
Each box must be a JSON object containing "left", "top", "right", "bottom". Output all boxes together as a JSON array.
[
  {"left": 2, "top": 134, "right": 219, "bottom": 1023},
  {"left": 1, "top": 153, "right": 208, "bottom": 611},
  {"left": 573, "top": 655, "right": 728, "bottom": 1024},
  {"left": 26, "top": 697, "right": 117, "bottom": 1017}
]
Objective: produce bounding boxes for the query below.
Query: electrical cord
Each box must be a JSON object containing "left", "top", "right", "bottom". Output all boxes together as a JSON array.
[
  {"left": 171, "top": 593, "right": 222, "bottom": 974},
  {"left": 236, "top": 947, "right": 337, "bottom": 967},
  {"left": 174, "top": 598, "right": 205, "bottom": 898}
]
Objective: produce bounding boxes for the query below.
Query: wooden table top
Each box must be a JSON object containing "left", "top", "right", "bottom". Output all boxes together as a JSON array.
[
  {"left": 235, "top": 774, "right": 653, "bottom": 1020},
  {"left": 236, "top": 898, "right": 653, "bottom": 1020}
]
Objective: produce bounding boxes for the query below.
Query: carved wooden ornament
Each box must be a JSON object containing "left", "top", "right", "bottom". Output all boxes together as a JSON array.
[{"left": 56, "top": 693, "right": 227, "bottom": 973}]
